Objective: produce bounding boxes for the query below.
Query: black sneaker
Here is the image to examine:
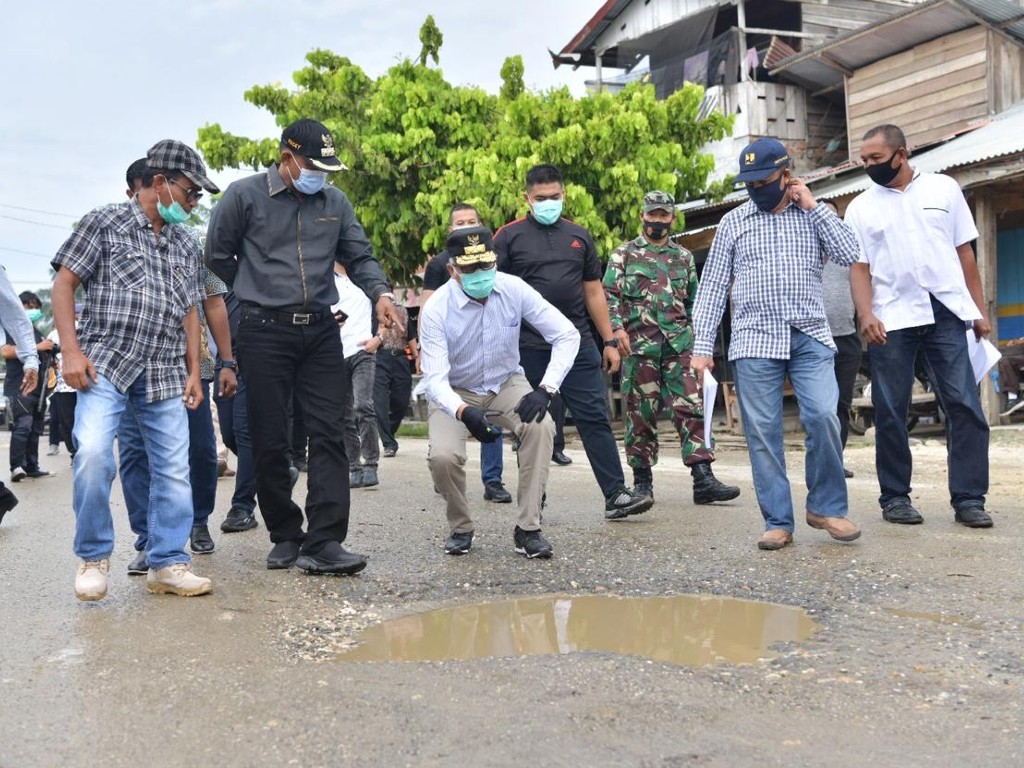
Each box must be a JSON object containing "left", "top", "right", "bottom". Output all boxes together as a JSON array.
[
  {"left": 190, "top": 524, "right": 215, "bottom": 554},
  {"left": 882, "top": 498, "right": 924, "bottom": 525},
  {"left": 221, "top": 507, "right": 258, "bottom": 533},
  {"left": 484, "top": 482, "right": 512, "bottom": 503},
  {"left": 954, "top": 503, "right": 993, "bottom": 529},
  {"left": 360, "top": 467, "right": 379, "bottom": 488},
  {"left": 25, "top": 469, "right": 52, "bottom": 479},
  {"left": 513, "top": 526, "right": 553, "bottom": 559},
  {"left": 444, "top": 530, "right": 474, "bottom": 555},
  {"left": 382, "top": 446, "right": 398, "bottom": 458},
  {"left": 127, "top": 551, "right": 148, "bottom": 575},
  {"left": 604, "top": 486, "right": 654, "bottom": 520},
  {"left": 295, "top": 542, "right": 368, "bottom": 575}
]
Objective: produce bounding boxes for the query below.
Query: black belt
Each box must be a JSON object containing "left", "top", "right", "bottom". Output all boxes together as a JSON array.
[{"left": 241, "top": 306, "right": 333, "bottom": 326}]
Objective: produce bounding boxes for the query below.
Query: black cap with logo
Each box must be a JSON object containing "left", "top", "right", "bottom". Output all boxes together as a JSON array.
[
  {"left": 281, "top": 118, "right": 347, "bottom": 171},
  {"left": 445, "top": 226, "right": 497, "bottom": 268}
]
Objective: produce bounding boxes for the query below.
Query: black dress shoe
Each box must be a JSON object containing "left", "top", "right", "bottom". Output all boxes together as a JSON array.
[
  {"left": 190, "top": 524, "right": 215, "bottom": 554},
  {"left": 843, "top": 467, "right": 855, "bottom": 479},
  {"left": 221, "top": 507, "right": 258, "bottom": 533},
  {"left": 127, "top": 551, "right": 148, "bottom": 575},
  {"left": 0, "top": 485, "right": 18, "bottom": 525},
  {"left": 483, "top": 482, "right": 512, "bottom": 503},
  {"left": 445, "top": 530, "right": 474, "bottom": 555},
  {"left": 882, "top": 498, "right": 924, "bottom": 525},
  {"left": 25, "top": 469, "right": 52, "bottom": 479},
  {"left": 267, "top": 540, "right": 302, "bottom": 570},
  {"left": 551, "top": 450, "right": 572, "bottom": 466},
  {"left": 954, "top": 503, "right": 994, "bottom": 528},
  {"left": 295, "top": 542, "right": 367, "bottom": 575},
  {"left": 382, "top": 446, "right": 398, "bottom": 458}
]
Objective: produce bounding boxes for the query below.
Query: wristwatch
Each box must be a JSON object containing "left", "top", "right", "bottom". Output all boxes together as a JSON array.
[
  {"left": 219, "top": 359, "right": 237, "bottom": 370},
  {"left": 540, "top": 384, "right": 558, "bottom": 396},
  {"left": 603, "top": 339, "right": 619, "bottom": 348},
  {"left": 378, "top": 291, "right": 396, "bottom": 302}
]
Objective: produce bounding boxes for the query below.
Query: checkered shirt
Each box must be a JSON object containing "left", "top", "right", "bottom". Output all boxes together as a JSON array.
[
  {"left": 52, "top": 198, "right": 204, "bottom": 402},
  {"left": 199, "top": 265, "right": 228, "bottom": 380},
  {"left": 692, "top": 201, "right": 860, "bottom": 361}
]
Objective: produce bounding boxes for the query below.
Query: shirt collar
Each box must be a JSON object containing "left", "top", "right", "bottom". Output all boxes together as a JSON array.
[
  {"left": 738, "top": 199, "right": 795, "bottom": 219},
  {"left": 127, "top": 196, "right": 151, "bottom": 230},
  {"left": 268, "top": 164, "right": 289, "bottom": 197}
]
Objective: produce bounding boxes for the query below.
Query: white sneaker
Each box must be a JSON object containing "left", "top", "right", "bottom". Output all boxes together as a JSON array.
[
  {"left": 146, "top": 563, "right": 213, "bottom": 596},
  {"left": 47, "top": 445, "right": 60, "bottom": 456},
  {"left": 75, "top": 559, "right": 110, "bottom": 601},
  {"left": 11, "top": 467, "right": 26, "bottom": 483}
]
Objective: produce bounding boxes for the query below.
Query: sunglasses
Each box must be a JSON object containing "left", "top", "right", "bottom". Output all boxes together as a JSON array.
[
  {"left": 456, "top": 260, "right": 496, "bottom": 274},
  {"left": 170, "top": 178, "right": 204, "bottom": 204}
]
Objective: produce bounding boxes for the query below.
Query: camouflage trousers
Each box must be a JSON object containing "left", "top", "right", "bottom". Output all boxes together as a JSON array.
[{"left": 621, "top": 348, "right": 714, "bottom": 469}]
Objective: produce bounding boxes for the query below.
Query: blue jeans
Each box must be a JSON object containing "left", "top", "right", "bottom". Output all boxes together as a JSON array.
[
  {"left": 869, "top": 295, "right": 988, "bottom": 509},
  {"left": 520, "top": 342, "right": 624, "bottom": 497},
  {"left": 214, "top": 374, "right": 256, "bottom": 515},
  {"left": 74, "top": 374, "right": 192, "bottom": 568},
  {"left": 480, "top": 435, "right": 504, "bottom": 486},
  {"left": 120, "top": 380, "right": 218, "bottom": 548},
  {"left": 734, "top": 330, "right": 848, "bottom": 532}
]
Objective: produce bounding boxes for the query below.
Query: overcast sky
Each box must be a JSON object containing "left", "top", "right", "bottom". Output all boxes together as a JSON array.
[{"left": 0, "top": 0, "right": 601, "bottom": 292}]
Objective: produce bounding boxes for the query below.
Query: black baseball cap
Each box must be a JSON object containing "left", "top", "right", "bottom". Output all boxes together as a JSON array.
[
  {"left": 281, "top": 118, "right": 347, "bottom": 171},
  {"left": 147, "top": 140, "right": 220, "bottom": 193},
  {"left": 446, "top": 226, "right": 497, "bottom": 268}
]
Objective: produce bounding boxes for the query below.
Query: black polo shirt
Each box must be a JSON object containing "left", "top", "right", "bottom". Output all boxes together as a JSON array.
[
  {"left": 422, "top": 249, "right": 452, "bottom": 292},
  {"left": 494, "top": 213, "right": 602, "bottom": 350}
]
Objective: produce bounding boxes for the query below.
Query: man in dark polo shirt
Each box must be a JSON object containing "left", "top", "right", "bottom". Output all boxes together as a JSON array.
[
  {"left": 206, "top": 118, "right": 403, "bottom": 575},
  {"left": 494, "top": 163, "right": 652, "bottom": 521}
]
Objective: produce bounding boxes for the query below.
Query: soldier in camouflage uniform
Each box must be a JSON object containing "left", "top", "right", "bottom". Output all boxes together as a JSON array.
[{"left": 603, "top": 191, "right": 740, "bottom": 506}]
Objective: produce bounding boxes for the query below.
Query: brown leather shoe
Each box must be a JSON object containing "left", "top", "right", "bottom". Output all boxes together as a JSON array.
[
  {"left": 806, "top": 512, "right": 862, "bottom": 542},
  {"left": 757, "top": 529, "right": 793, "bottom": 550}
]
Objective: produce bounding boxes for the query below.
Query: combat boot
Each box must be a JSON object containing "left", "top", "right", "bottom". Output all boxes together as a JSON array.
[
  {"left": 691, "top": 462, "right": 740, "bottom": 504},
  {"left": 632, "top": 466, "right": 654, "bottom": 501}
]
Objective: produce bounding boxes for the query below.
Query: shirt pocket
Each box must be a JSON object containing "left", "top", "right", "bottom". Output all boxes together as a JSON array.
[{"left": 109, "top": 246, "right": 146, "bottom": 290}]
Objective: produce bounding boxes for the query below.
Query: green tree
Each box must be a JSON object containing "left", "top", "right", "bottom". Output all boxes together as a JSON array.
[{"left": 197, "top": 17, "right": 731, "bottom": 285}]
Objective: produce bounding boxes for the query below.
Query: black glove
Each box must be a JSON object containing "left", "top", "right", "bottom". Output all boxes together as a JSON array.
[
  {"left": 514, "top": 388, "right": 553, "bottom": 424},
  {"left": 460, "top": 406, "right": 502, "bottom": 443}
]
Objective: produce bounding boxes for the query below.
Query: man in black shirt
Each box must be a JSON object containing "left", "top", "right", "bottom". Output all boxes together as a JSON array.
[
  {"left": 3, "top": 292, "right": 53, "bottom": 483},
  {"left": 420, "top": 203, "right": 512, "bottom": 504},
  {"left": 207, "top": 118, "right": 403, "bottom": 575},
  {"left": 494, "top": 164, "right": 652, "bottom": 520}
]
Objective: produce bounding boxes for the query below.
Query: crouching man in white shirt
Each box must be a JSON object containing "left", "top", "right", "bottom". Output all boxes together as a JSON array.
[{"left": 419, "top": 226, "right": 580, "bottom": 559}]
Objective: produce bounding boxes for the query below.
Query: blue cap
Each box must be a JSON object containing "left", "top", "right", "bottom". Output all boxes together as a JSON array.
[{"left": 735, "top": 138, "right": 791, "bottom": 182}]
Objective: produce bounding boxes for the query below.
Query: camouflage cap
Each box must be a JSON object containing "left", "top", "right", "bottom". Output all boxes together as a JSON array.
[{"left": 643, "top": 190, "right": 675, "bottom": 214}]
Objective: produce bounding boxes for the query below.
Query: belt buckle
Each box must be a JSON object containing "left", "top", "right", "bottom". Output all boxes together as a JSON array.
[{"left": 292, "top": 313, "right": 312, "bottom": 325}]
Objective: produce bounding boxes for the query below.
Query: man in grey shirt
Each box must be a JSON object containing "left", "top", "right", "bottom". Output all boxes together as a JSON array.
[
  {"left": 821, "top": 200, "right": 862, "bottom": 478},
  {"left": 206, "top": 118, "right": 404, "bottom": 575},
  {"left": 0, "top": 265, "right": 39, "bottom": 523}
]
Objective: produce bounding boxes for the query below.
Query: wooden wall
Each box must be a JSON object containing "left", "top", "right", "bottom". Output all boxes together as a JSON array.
[
  {"left": 990, "top": 31, "right": 1024, "bottom": 114},
  {"left": 796, "top": 0, "right": 917, "bottom": 38},
  {"left": 739, "top": 81, "right": 807, "bottom": 141},
  {"left": 805, "top": 94, "right": 848, "bottom": 166},
  {"left": 846, "top": 26, "right": 990, "bottom": 153}
]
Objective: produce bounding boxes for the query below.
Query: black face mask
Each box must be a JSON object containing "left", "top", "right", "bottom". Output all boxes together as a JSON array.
[
  {"left": 747, "top": 174, "right": 788, "bottom": 212},
  {"left": 865, "top": 150, "right": 903, "bottom": 187},
  {"left": 643, "top": 220, "right": 671, "bottom": 241}
]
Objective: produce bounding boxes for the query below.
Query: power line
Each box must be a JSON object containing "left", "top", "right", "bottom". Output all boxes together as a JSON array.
[
  {"left": 0, "top": 246, "right": 53, "bottom": 258},
  {"left": 0, "top": 202, "right": 77, "bottom": 219},
  {"left": 0, "top": 213, "right": 72, "bottom": 231}
]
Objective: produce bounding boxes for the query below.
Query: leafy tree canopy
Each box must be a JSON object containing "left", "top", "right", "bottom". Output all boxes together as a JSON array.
[{"left": 197, "top": 18, "right": 731, "bottom": 285}]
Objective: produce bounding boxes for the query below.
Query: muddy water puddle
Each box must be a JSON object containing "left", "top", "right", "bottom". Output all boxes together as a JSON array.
[{"left": 337, "top": 594, "right": 818, "bottom": 666}]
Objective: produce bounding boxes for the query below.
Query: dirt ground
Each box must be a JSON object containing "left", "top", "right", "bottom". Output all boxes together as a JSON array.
[{"left": 0, "top": 425, "right": 1020, "bottom": 767}]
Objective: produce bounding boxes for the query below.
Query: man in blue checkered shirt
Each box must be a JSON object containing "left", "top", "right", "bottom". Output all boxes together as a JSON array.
[{"left": 691, "top": 138, "right": 863, "bottom": 551}]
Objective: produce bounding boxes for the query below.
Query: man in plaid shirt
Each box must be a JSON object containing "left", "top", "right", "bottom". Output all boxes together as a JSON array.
[
  {"left": 51, "top": 139, "right": 219, "bottom": 601},
  {"left": 691, "top": 138, "right": 863, "bottom": 551}
]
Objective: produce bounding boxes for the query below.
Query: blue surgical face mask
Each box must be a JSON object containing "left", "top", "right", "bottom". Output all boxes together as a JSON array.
[
  {"left": 459, "top": 267, "right": 497, "bottom": 299},
  {"left": 27, "top": 308, "right": 43, "bottom": 323},
  {"left": 746, "top": 173, "right": 789, "bottom": 213},
  {"left": 157, "top": 181, "right": 190, "bottom": 225},
  {"left": 289, "top": 157, "right": 328, "bottom": 195},
  {"left": 531, "top": 199, "right": 563, "bottom": 226}
]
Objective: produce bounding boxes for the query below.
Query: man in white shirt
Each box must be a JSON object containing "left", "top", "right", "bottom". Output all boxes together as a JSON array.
[
  {"left": 846, "top": 123, "right": 993, "bottom": 529},
  {"left": 331, "top": 264, "right": 382, "bottom": 489},
  {"left": 419, "top": 226, "right": 580, "bottom": 559}
]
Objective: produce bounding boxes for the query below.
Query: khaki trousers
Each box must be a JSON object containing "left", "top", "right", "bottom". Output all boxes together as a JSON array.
[{"left": 428, "top": 374, "right": 553, "bottom": 534}]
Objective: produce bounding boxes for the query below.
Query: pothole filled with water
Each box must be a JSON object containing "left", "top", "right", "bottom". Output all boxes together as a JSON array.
[{"left": 336, "top": 594, "right": 818, "bottom": 666}]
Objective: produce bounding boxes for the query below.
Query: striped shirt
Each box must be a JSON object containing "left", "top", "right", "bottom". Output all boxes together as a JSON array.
[
  {"left": 692, "top": 201, "right": 860, "bottom": 360},
  {"left": 419, "top": 272, "right": 580, "bottom": 418},
  {"left": 52, "top": 198, "right": 204, "bottom": 402}
]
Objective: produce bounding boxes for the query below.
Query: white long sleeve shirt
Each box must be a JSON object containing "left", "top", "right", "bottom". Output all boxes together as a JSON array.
[
  {"left": 419, "top": 272, "right": 580, "bottom": 418},
  {"left": 331, "top": 272, "right": 373, "bottom": 359}
]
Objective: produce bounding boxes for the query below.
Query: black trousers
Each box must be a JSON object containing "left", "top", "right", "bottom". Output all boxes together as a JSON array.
[
  {"left": 237, "top": 310, "right": 350, "bottom": 552},
  {"left": 50, "top": 391, "right": 78, "bottom": 455},
  {"left": 9, "top": 393, "right": 45, "bottom": 472},
  {"left": 373, "top": 350, "right": 412, "bottom": 452},
  {"left": 833, "top": 333, "right": 863, "bottom": 449}
]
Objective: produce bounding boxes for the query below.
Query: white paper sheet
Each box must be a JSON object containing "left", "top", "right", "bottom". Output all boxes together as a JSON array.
[
  {"left": 702, "top": 369, "right": 718, "bottom": 447},
  {"left": 966, "top": 331, "right": 1001, "bottom": 385}
]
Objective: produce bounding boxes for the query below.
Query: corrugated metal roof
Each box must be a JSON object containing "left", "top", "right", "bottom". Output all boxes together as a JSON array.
[{"left": 771, "top": 0, "right": 1024, "bottom": 92}]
